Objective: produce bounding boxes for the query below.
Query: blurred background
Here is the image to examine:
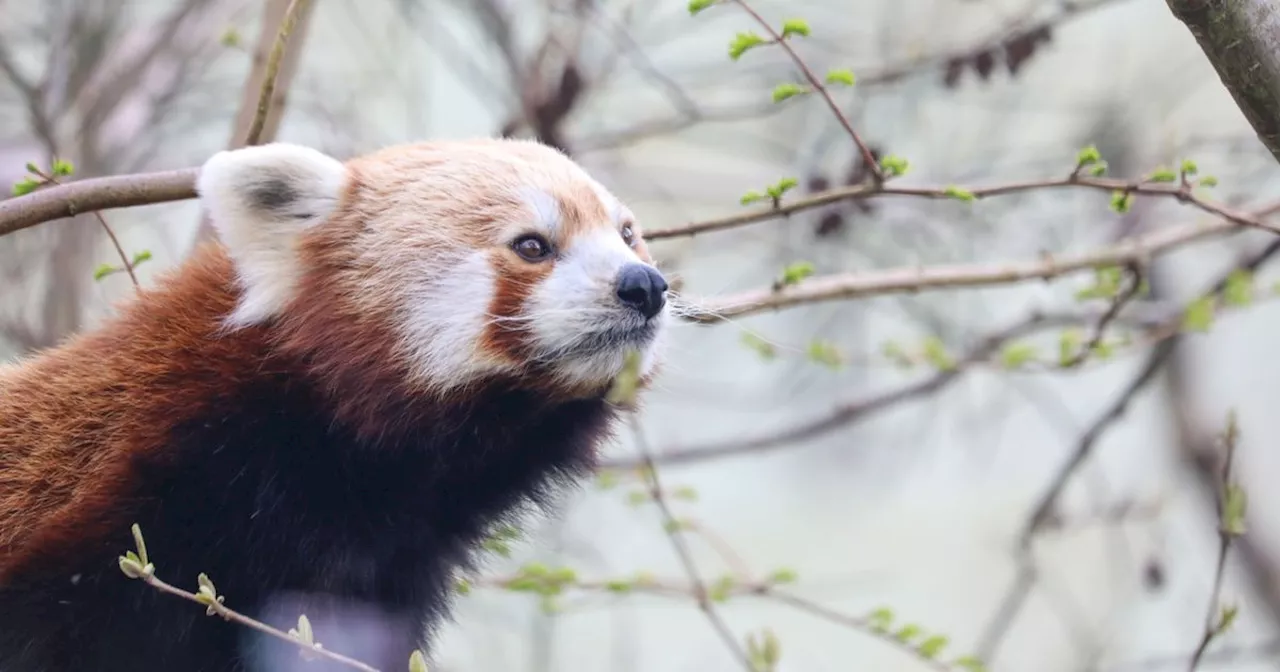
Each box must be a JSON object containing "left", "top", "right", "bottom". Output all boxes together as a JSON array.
[{"left": 3, "top": 0, "right": 1280, "bottom": 670}]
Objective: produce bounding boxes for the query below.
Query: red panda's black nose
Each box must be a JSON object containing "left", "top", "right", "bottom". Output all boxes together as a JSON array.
[{"left": 615, "top": 263, "right": 668, "bottom": 320}]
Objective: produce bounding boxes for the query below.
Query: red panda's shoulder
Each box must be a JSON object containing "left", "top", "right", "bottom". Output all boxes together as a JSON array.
[{"left": 0, "top": 244, "right": 254, "bottom": 579}]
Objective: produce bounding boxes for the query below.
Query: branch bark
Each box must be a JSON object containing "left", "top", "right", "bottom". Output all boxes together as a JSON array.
[
  {"left": 0, "top": 169, "right": 198, "bottom": 237},
  {"left": 190, "top": 0, "right": 316, "bottom": 244},
  {"left": 1165, "top": 0, "right": 1280, "bottom": 164}
]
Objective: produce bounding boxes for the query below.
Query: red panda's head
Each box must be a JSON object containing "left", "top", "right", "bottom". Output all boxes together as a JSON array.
[{"left": 196, "top": 139, "right": 669, "bottom": 401}]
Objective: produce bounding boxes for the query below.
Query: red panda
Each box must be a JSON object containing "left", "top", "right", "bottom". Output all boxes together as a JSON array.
[{"left": 0, "top": 138, "right": 669, "bottom": 671}]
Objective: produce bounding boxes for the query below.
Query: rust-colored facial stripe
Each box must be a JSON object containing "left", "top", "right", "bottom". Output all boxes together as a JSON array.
[{"left": 481, "top": 251, "right": 554, "bottom": 361}]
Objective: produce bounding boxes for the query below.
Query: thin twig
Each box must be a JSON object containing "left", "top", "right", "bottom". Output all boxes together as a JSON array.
[
  {"left": 34, "top": 170, "right": 139, "bottom": 289},
  {"left": 629, "top": 415, "right": 755, "bottom": 672},
  {"left": 728, "top": 0, "right": 884, "bottom": 183},
  {"left": 241, "top": 0, "right": 312, "bottom": 147},
  {"left": 133, "top": 572, "right": 381, "bottom": 672},
  {"left": 1186, "top": 413, "right": 1243, "bottom": 672},
  {"left": 1057, "top": 263, "right": 1143, "bottom": 369},
  {"left": 646, "top": 174, "right": 1274, "bottom": 240}
]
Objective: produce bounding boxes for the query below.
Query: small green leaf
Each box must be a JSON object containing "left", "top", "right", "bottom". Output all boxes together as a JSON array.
[
  {"left": 708, "top": 575, "right": 735, "bottom": 602},
  {"left": 921, "top": 337, "right": 954, "bottom": 371},
  {"left": 1199, "top": 175, "right": 1219, "bottom": 187},
  {"left": 740, "top": 190, "right": 766, "bottom": 206},
  {"left": 605, "top": 349, "right": 643, "bottom": 406},
  {"left": 595, "top": 470, "right": 619, "bottom": 490},
  {"left": 1076, "top": 145, "right": 1101, "bottom": 166},
  {"left": 11, "top": 176, "right": 39, "bottom": 196},
  {"left": 687, "top": 0, "right": 717, "bottom": 14},
  {"left": 289, "top": 614, "right": 315, "bottom": 645},
  {"left": 1223, "top": 269, "right": 1254, "bottom": 307},
  {"left": 672, "top": 485, "right": 698, "bottom": 501},
  {"left": 767, "top": 568, "right": 798, "bottom": 584},
  {"left": 454, "top": 578, "right": 472, "bottom": 595},
  {"left": 729, "top": 31, "right": 767, "bottom": 60},
  {"left": 771, "top": 82, "right": 808, "bottom": 103},
  {"left": 1223, "top": 483, "right": 1248, "bottom": 536},
  {"left": 741, "top": 332, "right": 777, "bottom": 360},
  {"left": 1110, "top": 190, "right": 1132, "bottom": 213},
  {"left": 219, "top": 28, "right": 241, "bottom": 47},
  {"left": 918, "top": 635, "right": 949, "bottom": 658},
  {"left": 780, "top": 18, "right": 810, "bottom": 39},
  {"left": 1182, "top": 296, "right": 1215, "bottom": 333},
  {"left": 825, "top": 68, "right": 855, "bottom": 87},
  {"left": 943, "top": 185, "right": 976, "bottom": 202},
  {"left": 867, "top": 607, "right": 894, "bottom": 630},
  {"left": 409, "top": 649, "right": 430, "bottom": 672},
  {"left": 663, "top": 518, "right": 691, "bottom": 533},
  {"left": 778, "top": 261, "right": 815, "bottom": 287},
  {"left": 131, "top": 523, "right": 149, "bottom": 566},
  {"left": 605, "top": 579, "right": 633, "bottom": 594},
  {"left": 954, "top": 655, "right": 988, "bottom": 672},
  {"left": 118, "top": 555, "right": 145, "bottom": 579},
  {"left": 1088, "top": 161, "right": 1108, "bottom": 177},
  {"left": 1217, "top": 604, "right": 1240, "bottom": 634},
  {"left": 880, "top": 154, "right": 910, "bottom": 178},
  {"left": 999, "top": 342, "right": 1037, "bottom": 369},
  {"left": 806, "top": 339, "right": 842, "bottom": 368},
  {"left": 93, "top": 263, "right": 118, "bottom": 281},
  {"left": 766, "top": 177, "right": 799, "bottom": 201},
  {"left": 893, "top": 623, "right": 921, "bottom": 641},
  {"left": 51, "top": 159, "right": 74, "bottom": 176},
  {"left": 1148, "top": 167, "right": 1177, "bottom": 183},
  {"left": 1058, "top": 329, "right": 1081, "bottom": 366},
  {"left": 131, "top": 249, "right": 153, "bottom": 266},
  {"left": 1181, "top": 159, "right": 1198, "bottom": 177}
]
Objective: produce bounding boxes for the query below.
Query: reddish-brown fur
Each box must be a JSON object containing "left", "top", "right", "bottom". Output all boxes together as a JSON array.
[{"left": 0, "top": 245, "right": 253, "bottom": 582}]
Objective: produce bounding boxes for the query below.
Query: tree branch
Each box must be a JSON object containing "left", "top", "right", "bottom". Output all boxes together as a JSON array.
[
  {"left": 0, "top": 168, "right": 198, "bottom": 237},
  {"left": 1165, "top": 0, "right": 1280, "bottom": 165}
]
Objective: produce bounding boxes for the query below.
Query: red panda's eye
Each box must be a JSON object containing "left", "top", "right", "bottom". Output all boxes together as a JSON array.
[
  {"left": 620, "top": 224, "right": 636, "bottom": 247},
  {"left": 513, "top": 234, "right": 553, "bottom": 262}
]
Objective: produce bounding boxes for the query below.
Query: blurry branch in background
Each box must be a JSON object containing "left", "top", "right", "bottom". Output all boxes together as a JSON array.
[
  {"left": 0, "top": 0, "right": 234, "bottom": 351},
  {"left": 1186, "top": 411, "right": 1245, "bottom": 672},
  {"left": 975, "top": 236, "right": 1280, "bottom": 665},
  {"left": 628, "top": 415, "right": 756, "bottom": 672},
  {"left": 15, "top": 160, "right": 141, "bottom": 289},
  {"left": 193, "top": 0, "right": 317, "bottom": 243},
  {"left": 1165, "top": 0, "right": 1280, "bottom": 164},
  {"left": 234, "top": 0, "right": 315, "bottom": 148}
]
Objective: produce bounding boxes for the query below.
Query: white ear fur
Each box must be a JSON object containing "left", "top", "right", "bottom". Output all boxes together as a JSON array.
[{"left": 196, "top": 143, "right": 348, "bottom": 327}]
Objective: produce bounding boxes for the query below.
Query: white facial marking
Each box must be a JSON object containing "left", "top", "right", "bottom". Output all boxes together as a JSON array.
[
  {"left": 395, "top": 250, "right": 517, "bottom": 392},
  {"left": 197, "top": 143, "right": 347, "bottom": 328},
  {"left": 518, "top": 186, "right": 561, "bottom": 236}
]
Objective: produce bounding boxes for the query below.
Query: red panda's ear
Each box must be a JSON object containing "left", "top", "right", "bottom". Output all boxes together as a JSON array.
[{"left": 196, "top": 143, "right": 348, "bottom": 327}]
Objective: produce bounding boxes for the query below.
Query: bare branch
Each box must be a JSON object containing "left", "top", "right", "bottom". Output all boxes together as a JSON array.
[
  {"left": 1165, "top": 0, "right": 1280, "bottom": 164},
  {"left": 646, "top": 174, "right": 1276, "bottom": 240},
  {"left": 237, "top": 0, "right": 315, "bottom": 148},
  {"left": 628, "top": 416, "right": 755, "bottom": 672},
  {"left": 0, "top": 169, "right": 198, "bottom": 237}
]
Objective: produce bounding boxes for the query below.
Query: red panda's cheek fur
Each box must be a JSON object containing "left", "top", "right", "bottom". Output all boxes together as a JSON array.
[{"left": 479, "top": 251, "right": 554, "bottom": 365}]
